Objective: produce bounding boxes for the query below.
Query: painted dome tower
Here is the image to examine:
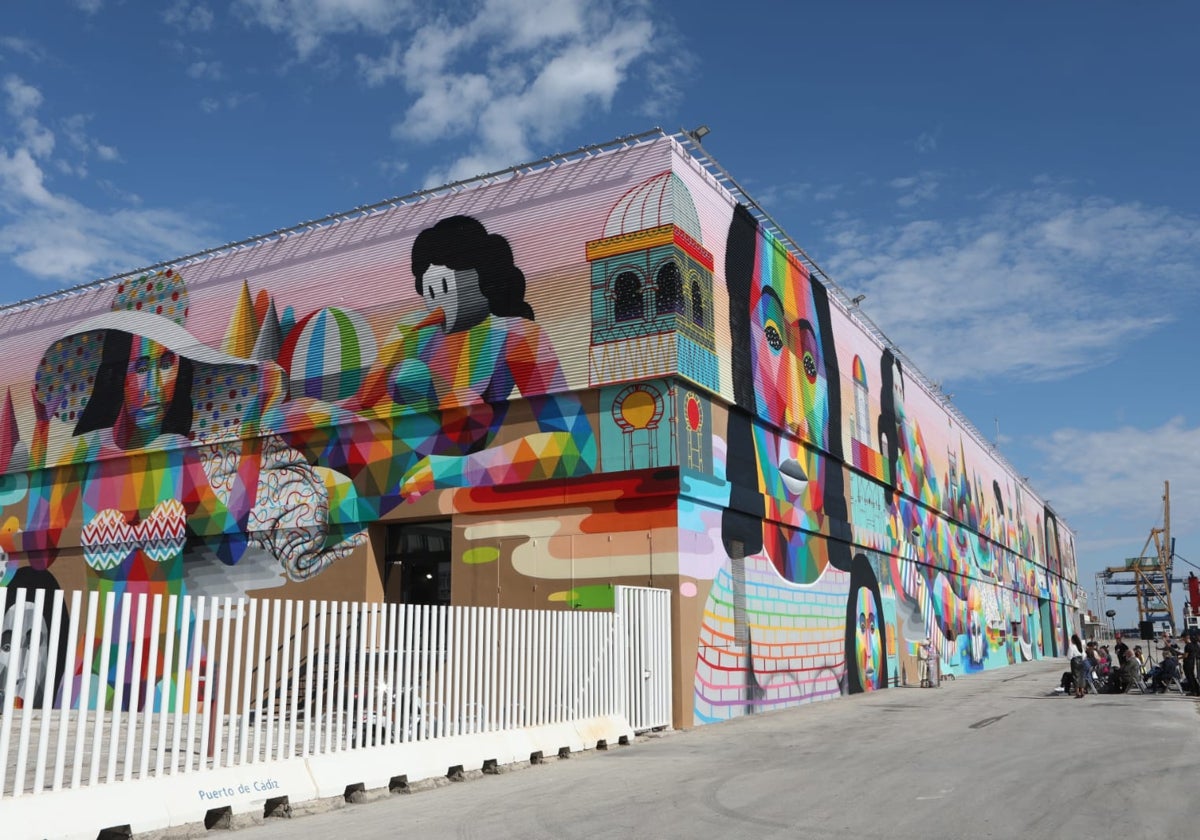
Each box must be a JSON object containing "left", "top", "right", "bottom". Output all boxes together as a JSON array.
[{"left": 585, "top": 170, "right": 718, "bottom": 390}]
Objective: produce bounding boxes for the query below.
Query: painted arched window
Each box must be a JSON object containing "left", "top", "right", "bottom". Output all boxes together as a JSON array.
[
  {"left": 655, "top": 260, "right": 684, "bottom": 316},
  {"left": 614, "top": 271, "right": 644, "bottom": 322},
  {"left": 690, "top": 279, "right": 705, "bottom": 327}
]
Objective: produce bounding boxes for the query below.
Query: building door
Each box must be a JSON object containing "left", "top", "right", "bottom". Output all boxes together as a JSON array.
[
  {"left": 383, "top": 521, "right": 452, "bottom": 606},
  {"left": 1038, "top": 598, "right": 1054, "bottom": 658}
]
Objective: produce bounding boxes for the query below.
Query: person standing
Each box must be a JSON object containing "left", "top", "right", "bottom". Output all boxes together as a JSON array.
[
  {"left": 918, "top": 638, "right": 933, "bottom": 688},
  {"left": 1114, "top": 634, "right": 1129, "bottom": 664},
  {"left": 1068, "top": 634, "right": 1086, "bottom": 698},
  {"left": 1183, "top": 633, "right": 1199, "bottom": 696}
]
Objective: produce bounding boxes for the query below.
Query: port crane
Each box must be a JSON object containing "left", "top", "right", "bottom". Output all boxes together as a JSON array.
[{"left": 1098, "top": 481, "right": 1176, "bottom": 634}]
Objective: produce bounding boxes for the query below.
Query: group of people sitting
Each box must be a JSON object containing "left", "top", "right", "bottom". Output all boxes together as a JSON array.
[{"left": 1063, "top": 631, "right": 1200, "bottom": 696}]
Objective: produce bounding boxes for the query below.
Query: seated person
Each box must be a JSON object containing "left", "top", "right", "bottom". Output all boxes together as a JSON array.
[
  {"left": 1112, "top": 655, "right": 1140, "bottom": 693},
  {"left": 1151, "top": 652, "right": 1181, "bottom": 692}
]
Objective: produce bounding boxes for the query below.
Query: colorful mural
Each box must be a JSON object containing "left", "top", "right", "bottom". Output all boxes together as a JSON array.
[{"left": 0, "top": 134, "right": 1077, "bottom": 725}]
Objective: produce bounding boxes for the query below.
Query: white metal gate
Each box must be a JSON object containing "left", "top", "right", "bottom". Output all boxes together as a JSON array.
[{"left": 614, "top": 586, "right": 672, "bottom": 732}]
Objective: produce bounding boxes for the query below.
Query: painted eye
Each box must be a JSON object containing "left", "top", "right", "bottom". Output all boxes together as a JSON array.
[
  {"left": 764, "top": 322, "right": 784, "bottom": 352},
  {"left": 799, "top": 326, "right": 819, "bottom": 383},
  {"left": 442, "top": 277, "right": 448, "bottom": 294}
]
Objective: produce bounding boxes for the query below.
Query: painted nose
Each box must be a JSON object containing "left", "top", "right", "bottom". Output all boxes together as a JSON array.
[{"left": 145, "top": 367, "right": 167, "bottom": 398}]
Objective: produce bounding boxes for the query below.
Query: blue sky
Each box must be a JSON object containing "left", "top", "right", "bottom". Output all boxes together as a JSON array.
[{"left": 2, "top": 0, "right": 1198, "bottom": 624}]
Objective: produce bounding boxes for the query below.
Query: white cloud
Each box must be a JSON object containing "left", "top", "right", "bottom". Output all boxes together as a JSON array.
[
  {"left": 3, "top": 75, "right": 43, "bottom": 116},
  {"left": 60, "top": 113, "right": 120, "bottom": 165},
  {"left": 235, "top": 0, "right": 413, "bottom": 60},
  {"left": 356, "top": 40, "right": 404, "bottom": 87},
  {"left": 164, "top": 1, "right": 215, "bottom": 31},
  {"left": 17, "top": 117, "right": 55, "bottom": 159},
  {"left": 479, "top": 0, "right": 588, "bottom": 50},
  {"left": 73, "top": 0, "right": 103, "bottom": 12},
  {"left": 187, "top": 60, "right": 224, "bottom": 80},
  {"left": 0, "top": 149, "right": 211, "bottom": 282},
  {"left": 378, "top": 159, "right": 408, "bottom": 177},
  {"left": 0, "top": 79, "right": 210, "bottom": 286},
  {"left": 242, "top": 0, "right": 662, "bottom": 189},
  {"left": 889, "top": 171, "right": 939, "bottom": 207},
  {"left": 826, "top": 183, "right": 1200, "bottom": 384},
  {"left": 914, "top": 128, "right": 939, "bottom": 154},
  {"left": 813, "top": 184, "right": 844, "bottom": 202},
  {"left": 396, "top": 73, "right": 492, "bottom": 142},
  {"left": 757, "top": 182, "right": 811, "bottom": 207},
  {"left": 754, "top": 180, "right": 845, "bottom": 208},
  {"left": 1033, "top": 418, "right": 1200, "bottom": 555},
  {"left": 198, "top": 91, "right": 256, "bottom": 113},
  {"left": 0, "top": 147, "right": 64, "bottom": 209},
  {"left": 0, "top": 37, "right": 49, "bottom": 62},
  {"left": 386, "top": 2, "right": 655, "bottom": 185},
  {"left": 3, "top": 77, "right": 55, "bottom": 161}
]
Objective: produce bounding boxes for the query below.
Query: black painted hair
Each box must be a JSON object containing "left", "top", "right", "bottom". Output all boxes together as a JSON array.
[
  {"left": 74, "top": 330, "right": 194, "bottom": 438},
  {"left": 878, "top": 348, "right": 901, "bottom": 505},
  {"left": 844, "top": 553, "right": 889, "bottom": 694},
  {"left": 410, "top": 215, "right": 534, "bottom": 321},
  {"left": 808, "top": 274, "right": 850, "bottom": 572},
  {"left": 721, "top": 204, "right": 765, "bottom": 557}
]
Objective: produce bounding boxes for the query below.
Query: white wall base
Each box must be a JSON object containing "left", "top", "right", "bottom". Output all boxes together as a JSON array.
[{"left": 5, "top": 715, "right": 634, "bottom": 840}]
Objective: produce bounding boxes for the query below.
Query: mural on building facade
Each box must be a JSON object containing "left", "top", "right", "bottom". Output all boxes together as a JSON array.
[{"left": 0, "top": 136, "right": 1077, "bottom": 723}]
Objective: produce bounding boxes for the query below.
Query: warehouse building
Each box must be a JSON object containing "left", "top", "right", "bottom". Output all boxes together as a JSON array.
[{"left": 0, "top": 129, "right": 1078, "bottom": 728}]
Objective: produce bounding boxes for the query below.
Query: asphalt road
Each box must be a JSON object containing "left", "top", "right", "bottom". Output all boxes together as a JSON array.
[{"left": 228, "top": 659, "right": 1200, "bottom": 840}]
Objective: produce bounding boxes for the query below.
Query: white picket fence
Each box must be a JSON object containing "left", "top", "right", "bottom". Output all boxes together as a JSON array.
[{"left": 0, "top": 584, "right": 671, "bottom": 808}]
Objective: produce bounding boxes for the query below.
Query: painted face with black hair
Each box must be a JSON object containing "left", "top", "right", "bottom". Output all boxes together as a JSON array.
[
  {"left": 420, "top": 264, "right": 489, "bottom": 334},
  {"left": 750, "top": 280, "right": 828, "bottom": 443},
  {"left": 123, "top": 335, "right": 179, "bottom": 437},
  {"left": 854, "top": 586, "right": 882, "bottom": 690}
]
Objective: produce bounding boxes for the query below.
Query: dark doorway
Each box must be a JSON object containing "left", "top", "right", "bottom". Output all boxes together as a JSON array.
[{"left": 383, "top": 521, "right": 452, "bottom": 606}]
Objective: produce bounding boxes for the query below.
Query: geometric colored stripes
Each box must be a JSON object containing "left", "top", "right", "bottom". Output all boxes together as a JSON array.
[{"left": 695, "top": 555, "right": 849, "bottom": 724}]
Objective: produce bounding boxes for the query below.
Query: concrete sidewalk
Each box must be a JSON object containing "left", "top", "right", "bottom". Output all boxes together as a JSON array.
[{"left": 201, "top": 657, "right": 1200, "bottom": 840}]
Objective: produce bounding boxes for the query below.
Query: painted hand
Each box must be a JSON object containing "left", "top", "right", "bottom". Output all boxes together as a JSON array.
[{"left": 399, "top": 456, "right": 436, "bottom": 502}]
